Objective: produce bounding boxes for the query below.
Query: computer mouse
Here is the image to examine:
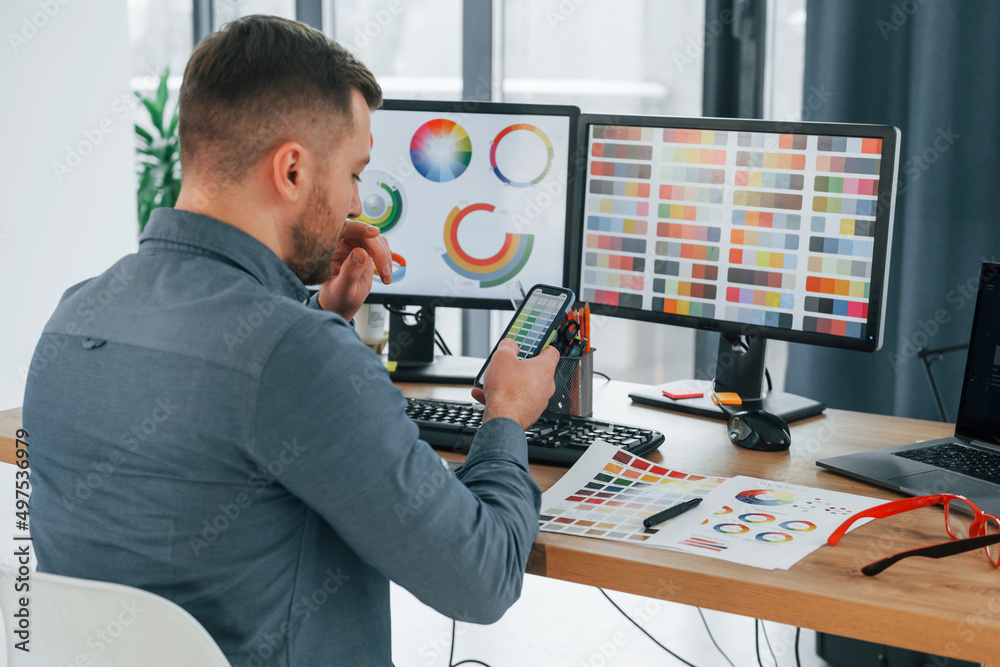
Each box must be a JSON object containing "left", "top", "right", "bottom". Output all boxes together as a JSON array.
[{"left": 728, "top": 409, "right": 791, "bottom": 452}]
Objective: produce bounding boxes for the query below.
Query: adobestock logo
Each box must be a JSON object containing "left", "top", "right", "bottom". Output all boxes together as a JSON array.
[{"left": 7, "top": 0, "right": 72, "bottom": 53}]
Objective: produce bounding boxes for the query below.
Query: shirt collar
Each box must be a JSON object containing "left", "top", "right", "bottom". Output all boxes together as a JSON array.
[{"left": 140, "top": 208, "right": 311, "bottom": 303}]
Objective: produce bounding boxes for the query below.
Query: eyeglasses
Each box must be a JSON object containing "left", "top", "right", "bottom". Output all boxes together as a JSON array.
[{"left": 828, "top": 493, "right": 1000, "bottom": 576}]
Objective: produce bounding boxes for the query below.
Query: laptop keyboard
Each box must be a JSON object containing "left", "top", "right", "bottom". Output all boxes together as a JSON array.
[{"left": 894, "top": 443, "right": 1000, "bottom": 485}]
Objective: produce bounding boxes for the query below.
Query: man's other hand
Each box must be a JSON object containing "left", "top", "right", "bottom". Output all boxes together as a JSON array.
[
  {"left": 318, "top": 221, "right": 392, "bottom": 321},
  {"left": 472, "top": 339, "right": 559, "bottom": 430}
]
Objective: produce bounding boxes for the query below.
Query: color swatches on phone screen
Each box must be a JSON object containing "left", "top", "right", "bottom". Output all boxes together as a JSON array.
[{"left": 506, "top": 292, "right": 567, "bottom": 358}]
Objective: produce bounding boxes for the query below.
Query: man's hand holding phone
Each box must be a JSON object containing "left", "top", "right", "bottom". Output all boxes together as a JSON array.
[{"left": 472, "top": 339, "right": 559, "bottom": 430}]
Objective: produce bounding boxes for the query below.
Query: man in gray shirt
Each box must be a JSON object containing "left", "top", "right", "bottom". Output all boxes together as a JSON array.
[{"left": 24, "top": 15, "right": 557, "bottom": 667}]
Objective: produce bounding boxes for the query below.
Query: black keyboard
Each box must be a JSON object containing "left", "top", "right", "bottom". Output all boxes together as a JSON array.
[
  {"left": 894, "top": 443, "right": 1000, "bottom": 485},
  {"left": 406, "top": 397, "right": 665, "bottom": 465}
]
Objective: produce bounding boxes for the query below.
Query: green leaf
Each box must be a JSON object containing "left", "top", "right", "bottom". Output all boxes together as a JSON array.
[
  {"left": 166, "top": 107, "right": 179, "bottom": 138},
  {"left": 134, "top": 67, "right": 182, "bottom": 231},
  {"left": 134, "top": 125, "right": 154, "bottom": 144},
  {"left": 155, "top": 68, "right": 169, "bottom": 111},
  {"left": 141, "top": 98, "right": 163, "bottom": 134}
]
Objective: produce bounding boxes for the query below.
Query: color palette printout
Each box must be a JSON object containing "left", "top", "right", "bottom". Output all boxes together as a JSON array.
[
  {"left": 581, "top": 124, "right": 887, "bottom": 342},
  {"left": 647, "top": 475, "right": 885, "bottom": 570},
  {"left": 538, "top": 442, "right": 727, "bottom": 545},
  {"left": 540, "top": 443, "right": 885, "bottom": 570}
]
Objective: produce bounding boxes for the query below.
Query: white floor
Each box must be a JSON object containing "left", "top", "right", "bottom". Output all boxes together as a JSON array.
[{"left": 391, "top": 574, "right": 832, "bottom": 667}]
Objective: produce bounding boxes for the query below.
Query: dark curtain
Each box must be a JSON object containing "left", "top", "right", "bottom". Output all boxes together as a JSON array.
[{"left": 786, "top": 0, "right": 1000, "bottom": 420}]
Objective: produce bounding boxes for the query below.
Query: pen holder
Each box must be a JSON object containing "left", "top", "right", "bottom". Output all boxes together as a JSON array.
[{"left": 546, "top": 349, "right": 594, "bottom": 417}]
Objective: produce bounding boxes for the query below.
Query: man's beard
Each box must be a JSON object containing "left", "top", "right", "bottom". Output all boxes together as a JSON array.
[{"left": 286, "top": 182, "right": 342, "bottom": 285}]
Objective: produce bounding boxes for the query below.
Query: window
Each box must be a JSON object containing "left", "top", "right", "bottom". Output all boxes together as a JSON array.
[
  {"left": 213, "top": 0, "right": 296, "bottom": 28},
  {"left": 127, "top": 0, "right": 192, "bottom": 84},
  {"left": 501, "top": 0, "right": 706, "bottom": 385},
  {"left": 123, "top": 0, "right": 807, "bottom": 385},
  {"left": 502, "top": 0, "right": 703, "bottom": 116},
  {"left": 765, "top": 0, "right": 806, "bottom": 123},
  {"left": 333, "top": 0, "right": 463, "bottom": 101},
  {"left": 762, "top": 0, "right": 807, "bottom": 390}
]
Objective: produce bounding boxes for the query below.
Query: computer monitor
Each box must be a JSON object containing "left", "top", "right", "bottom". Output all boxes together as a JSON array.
[
  {"left": 572, "top": 114, "right": 900, "bottom": 420},
  {"left": 359, "top": 100, "right": 579, "bottom": 377}
]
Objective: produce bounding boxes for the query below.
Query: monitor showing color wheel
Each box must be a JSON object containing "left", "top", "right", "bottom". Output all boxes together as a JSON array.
[{"left": 359, "top": 100, "right": 579, "bottom": 309}]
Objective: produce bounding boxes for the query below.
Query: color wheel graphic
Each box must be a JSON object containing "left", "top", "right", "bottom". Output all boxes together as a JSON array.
[
  {"left": 736, "top": 489, "right": 798, "bottom": 506},
  {"left": 374, "top": 253, "right": 407, "bottom": 282},
  {"left": 714, "top": 523, "right": 750, "bottom": 535},
  {"left": 490, "top": 123, "right": 554, "bottom": 187},
  {"left": 755, "top": 532, "right": 794, "bottom": 543},
  {"left": 779, "top": 521, "right": 817, "bottom": 532},
  {"left": 410, "top": 119, "right": 472, "bottom": 182},
  {"left": 355, "top": 171, "right": 405, "bottom": 233},
  {"left": 441, "top": 202, "right": 534, "bottom": 288}
]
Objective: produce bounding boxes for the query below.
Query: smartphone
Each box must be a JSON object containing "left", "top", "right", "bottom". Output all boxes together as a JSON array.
[{"left": 474, "top": 284, "right": 576, "bottom": 388}]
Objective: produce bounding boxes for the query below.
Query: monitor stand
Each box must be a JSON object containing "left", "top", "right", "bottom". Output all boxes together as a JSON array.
[
  {"left": 384, "top": 305, "right": 483, "bottom": 385},
  {"left": 628, "top": 333, "right": 826, "bottom": 423},
  {"left": 387, "top": 355, "right": 485, "bottom": 384}
]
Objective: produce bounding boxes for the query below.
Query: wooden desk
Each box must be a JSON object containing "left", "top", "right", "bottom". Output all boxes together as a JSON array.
[
  {"left": 3, "top": 387, "right": 996, "bottom": 664},
  {"left": 398, "top": 380, "right": 997, "bottom": 666},
  {"left": 0, "top": 407, "right": 22, "bottom": 466}
]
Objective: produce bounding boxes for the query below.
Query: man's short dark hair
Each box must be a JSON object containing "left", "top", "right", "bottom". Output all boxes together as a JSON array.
[{"left": 179, "top": 15, "right": 382, "bottom": 182}]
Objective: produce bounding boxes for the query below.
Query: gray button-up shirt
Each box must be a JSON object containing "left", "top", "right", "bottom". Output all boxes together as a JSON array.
[{"left": 24, "top": 208, "right": 541, "bottom": 666}]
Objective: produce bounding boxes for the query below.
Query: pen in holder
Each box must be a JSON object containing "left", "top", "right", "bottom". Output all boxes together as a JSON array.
[{"left": 546, "top": 348, "right": 595, "bottom": 417}]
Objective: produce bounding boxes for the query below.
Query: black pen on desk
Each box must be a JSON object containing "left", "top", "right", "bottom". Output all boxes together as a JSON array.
[{"left": 643, "top": 497, "right": 703, "bottom": 529}]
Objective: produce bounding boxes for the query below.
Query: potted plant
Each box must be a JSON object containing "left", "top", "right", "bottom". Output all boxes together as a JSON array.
[{"left": 135, "top": 69, "right": 181, "bottom": 233}]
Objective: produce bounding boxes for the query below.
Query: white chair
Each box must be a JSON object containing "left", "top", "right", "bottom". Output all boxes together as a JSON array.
[{"left": 0, "top": 565, "right": 230, "bottom": 666}]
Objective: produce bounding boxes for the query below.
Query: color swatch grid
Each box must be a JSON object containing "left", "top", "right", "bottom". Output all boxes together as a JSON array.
[
  {"left": 504, "top": 292, "right": 566, "bottom": 358},
  {"left": 580, "top": 124, "right": 884, "bottom": 340},
  {"left": 538, "top": 443, "right": 726, "bottom": 546}
]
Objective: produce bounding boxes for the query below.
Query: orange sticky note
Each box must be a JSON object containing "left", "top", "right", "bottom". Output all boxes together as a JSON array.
[{"left": 712, "top": 392, "right": 742, "bottom": 406}]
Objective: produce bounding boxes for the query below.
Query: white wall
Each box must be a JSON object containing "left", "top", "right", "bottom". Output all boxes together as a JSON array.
[{"left": 0, "top": 0, "right": 138, "bottom": 410}]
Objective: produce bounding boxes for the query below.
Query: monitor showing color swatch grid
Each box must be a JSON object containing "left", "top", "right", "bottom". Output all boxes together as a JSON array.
[
  {"left": 360, "top": 100, "right": 579, "bottom": 309},
  {"left": 575, "top": 115, "right": 899, "bottom": 352}
]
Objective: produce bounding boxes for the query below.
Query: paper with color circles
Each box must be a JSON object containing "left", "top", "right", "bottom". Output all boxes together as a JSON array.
[
  {"left": 647, "top": 475, "right": 884, "bottom": 569},
  {"left": 538, "top": 442, "right": 883, "bottom": 570}
]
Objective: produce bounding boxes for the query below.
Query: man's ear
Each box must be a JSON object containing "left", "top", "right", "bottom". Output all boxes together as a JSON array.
[{"left": 271, "top": 141, "right": 308, "bottom": 203}]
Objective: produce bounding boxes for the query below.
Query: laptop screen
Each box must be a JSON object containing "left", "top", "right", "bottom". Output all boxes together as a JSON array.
[{"left": 956, "top": 262, "right": 1000, "bottom": 443}]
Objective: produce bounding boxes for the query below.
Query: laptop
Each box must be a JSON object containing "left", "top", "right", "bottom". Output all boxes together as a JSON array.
[{"left": 818, "top": 262, "right": 1000, "bottom": 515}]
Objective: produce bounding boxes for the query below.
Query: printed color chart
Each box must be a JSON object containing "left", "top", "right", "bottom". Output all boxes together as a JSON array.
[
  {"left": 581, "top": 124, "right": 887, "bottom": 341},
  {"left": 539, "top": 442, "right": 726, "bottom": 545}
]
